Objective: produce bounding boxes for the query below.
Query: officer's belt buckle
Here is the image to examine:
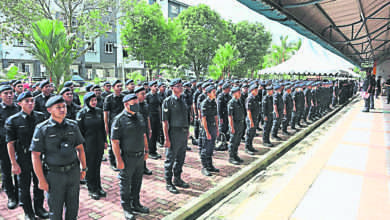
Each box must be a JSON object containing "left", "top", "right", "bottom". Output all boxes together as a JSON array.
[{"left": 46, "top": 160, "right": 78, "bottom": 172}]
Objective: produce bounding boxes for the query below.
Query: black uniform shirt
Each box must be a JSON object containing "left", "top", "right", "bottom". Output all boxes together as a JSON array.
[
  {"left": 73, "top": 92, "right": 81, "bottom": 106},
  {"left": 0, "top": 102, "right": 20, "bottom": 145},
  {"left": 30, "top": 118, "right": 84, "bottom": 166},
  {"left": 228, "top": 98, "right": 245, "bottom": 121},
  {"left": 162, "top": 95, "right": 189, "bottom": 128},
  {"left": 5, "top": 111, "right": 45, "bottom": 156},
  {"left": 283, "top": 92, "right": 293, "bottom": 111},
  {"left": 273, "top": 92, "right": 284, "bottom": 114},
  {"left": 197, "top": 93, "right": 207, "bottom": 117},
  {"left": 200, "top": 97, "right": 217, "bottom": 128},
  {"left": 65, "top": 102, "right": 81, "bottom": 120},
  {"left": 76, "top": 106, "right": 106, "bottom": 148},
  {"left": 145, "top": 92, "right": 161, "bottom": 114},
  {"left": 246, "top": 94, "right": 260, "bottom": 121},
  {"left": 103, "top": 93, "right": 125, "bottom": 124},
  {"left": 111, "top": 111, "right": 146, "bottom": 155},
  {"left": 96, "top": 96, "right": 104, "bottom": 109},
  {"left": 101, "top": 91, "right": 112, "bottom": 100},
  {"left": 304, "top": 88, "right": 312, "bottom": 106},
  {"left": 34, "top": 93, "right": 55, "bottom": 119},
  {"left": 183, "top": 89, "right": 193, "bottom": 110},
  {"left": 217, "top": 92, "right": 231, "bottom": 119},
  {"left": 262, "top": 95, "right": 273, "bottom": 116}
]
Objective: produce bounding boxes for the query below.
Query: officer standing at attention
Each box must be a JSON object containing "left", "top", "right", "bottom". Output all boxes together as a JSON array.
[
  {"left": 291, "top": 84, "right": 304, "bottom": 129},
  {"left": 282, "top": 85, "right": 293, "bottom": 135},
  {"left": 227, "top": 86, "right": 246, "bottom": 165},
  {"left": 60, "top": 87, "right": 81, "bottom": 120},
  {"left": 135, "top": 86, "right": 153, "bottom": 176},
  {"left": 244, "top": 84, "right": 260, "bottom": 155},
  {"left": 191, "top": 83, "right": 203, "bottom": 145},
  {"left": 122, "top": 79, "right": 135, "bottom": 95},
  {"left": 101, "top": 82, "right": 112, "bottom": 100},
  {"left": 262, "top": 86, "right": 274, "bottom": 147},
  {"left": 217, "top": 83, "right": 231, "bottom": 145},
  {"left": 13, "top": 80, "right": 24, "bottom": 102},
  {"left": 103, "top": 80, "right": 124, "bottom": 171},
  {"left": 63, "top": 81, "right": 81, "bottom": 106},
  {"left": 34, "top": 80, "right": 54, "bottom": 119},
  {"left": 32, "top": 82, "right": 41, "bottom": 97},
  {"left": 76, "top": 92, "right": 107, "bottom": 200},
  {"left": 200, "top": 86, "right": 220, "bottom": 176},
  {"left": 145, "top": 81, "right": 162, "bottom": 159},
  {"left": 6, "top": 91, "right": 49, "bottom": 219},
  {"left": 271, "top": 85, "right": 284, "bottom": 141},
  {"left": 0, "top": 85, "right": 20, "bottom": 209},
  {"left": 111, "top": 94, "right": 150, "bottom": 220},
  {"left": 162, "top": 79, "right": 190, "bottom": 194},
  {"left": 91, "top": 85, "right": 104, "bottom": 108},
  {"left": 31, "top": 95, "right": 87, "bottom": 220}
]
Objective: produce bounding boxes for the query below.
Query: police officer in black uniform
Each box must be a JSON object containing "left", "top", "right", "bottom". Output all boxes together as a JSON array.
[
  {"left": 32, "top": 82, "right": 41, "bottom": 97},
  {"left": 13, "top": 80, "right": 24, "bottom": 102},
  {"left": 157, "top": 82, "right": 167, "bottom": 146},
  {"left": 34, "top": 80, "right": 54, "bottom": 119},
  {"left": 200, "top": 86, "right": 220, "bottom": 176},
  {"left": 111, "top": 94, "right": 150, "bottom": 220},
  {"left": 282, "top": 85, "right": 293, "bottom": 135},
  {"left": 31, "top": 95, "right": 87, "bottom": 220},
  {"left": 0, "top": 85, "right": 20, "bottom": 209},
  {"left": 122, "top": 79, "right": 135, "bottom": 95},
  {"left": 227, "top": 86, "right": 246, "bottom": 165},
  {"left": 162, "top": 79, "right": 190, "bottom": 194},
  {"left": 101, "top": 81, "right": 112, "bottom": 100},
  {"left": 145, "top": 81, "right": 162, "bottom": 159},
  {"left": 103, "top": 80, "right": 124, "bottom": 170},
  {"left": 291, "top": 84, "right": 304, "bottom": 129},
  {"left": 60, "top": 87, "right": 81, "bottom": 120},
  {"left": 6, "top": 91, "right": 49, "bottom": 219},
  {"left": 217, "top": 83, "right": 231, "bottom": 148},
  {"left": 63, "top": 81, "right": 81, "bottom": 106},
  {"left": 262, "top": 86, "right": 274, "bottom": 147},
  {"left": 91, "top": 85, "right": 104, "bottom": 108},
  {"left": 192, "top": 82, "right": 203, "bottom": 145},
  {"left": 271, "top": 85, "right": 284, "bottom": 141},
  {"left": 76, "top": 92, "right": 107, "bottom": 200},
  {"left": 244, "top": 84, "right": 260, "bottom": 155}
]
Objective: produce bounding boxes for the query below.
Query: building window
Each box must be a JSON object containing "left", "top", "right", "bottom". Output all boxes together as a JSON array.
[
  {"left": 15, "top": 39, "right": 25, "bottom": 47},
  {"left": 87, "top": 41, "right": 95, "bottom": 52},
  {"left": 105, "top": 42, "right": 113, "bottom": 54}
]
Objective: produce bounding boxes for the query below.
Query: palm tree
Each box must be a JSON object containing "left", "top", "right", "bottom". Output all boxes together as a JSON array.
[
  {"left": 262, "top": 36, "right": 302, "bottom": 69},
  {"left": 27, "top": 19, "right": 75, "bottom": 91}
]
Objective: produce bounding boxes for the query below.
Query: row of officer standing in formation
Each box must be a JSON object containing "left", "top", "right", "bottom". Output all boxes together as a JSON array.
[{"left": 0, "top": 77, "right": 358, "bottom": 220}]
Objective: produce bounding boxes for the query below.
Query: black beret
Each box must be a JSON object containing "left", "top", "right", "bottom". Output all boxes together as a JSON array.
[
  {"left": 85, "top": 84, "right": 94, "bottom": 92},
  {"left": 123, "top": 94, "right": 137, "bottom": 103},
  {"left": 112, "top": 80, "right": 122, "bottom": 87},
  {"left": 134, "top": 86, "right": 145, "bottom": 94},
  {"left": 64, "top": 81, "right": 73, "bottom": 87},
  {"left": 241, "top": 84, "right": 249, "bottom": 88},
  {"left": 274, "top": 84, "right": 281, "bottom": 90},
  {"left": 16, "top": 91, "right": 33, "bottom": 102},
  {"left": 196, "top": 82, "right": 203, "bottom": 88},
  {"left": 205, "top": 85, "right": 216, "bottom": 93},
  {"left": 149, "top": 81, "right": 157, "bottom": 87},
  {"left": 266, "top": 86, "right": 273, "bottom": 90},
  {"left": 13, "top": 80, "right": 22, "bottom": 86},
  {"left": 125, "top": 79, "right": 134, "bottom": 85},
  {"left": 45, "top": 95, "right": 65, "bottom": 108},
  {"left": 0, "top": 85, "right": 12, "bottom": 93},
  {"left": 222, "top": 83, "right": 230, "bottom": 89},
  {"left": 60, "top": 87, "right": 72, "bottom": 95},
  {"left": 202, "top": 83, "right": 210, "bottom": 89},
  {"left": 231, "top": 86, "right": 240, "bottom": 93},
  {"left": 40, "top": 80, "right": 50, "bottom": 88},
  {"left": 91, "top": 85, "right": 101, "bottom": 91},
  {"left": 190, "top": 79, "right": 196, "bottom": 83},
  {"left": 0, "top": 82, "right": 9, "bottom": 86},
  {"left": 183, "top": 82, "right": 191, "bottom": 87},
  {"left": 218, "top": 81, "right": 224, "bottom": 86},
  {"left": 83, "top": 92, "right": 96, "bottom": 104},
  {"left": 249, "top": 84, "right": 258, "bottom": 92},
  {"left": 170, "top": 78, "right": 182, "bottom": 87},
  {"left": 158, "top": 82, "right": 165, "bottom": 87},
  {"left": 103, "top": 81, "right": 111, "bottom": 86}
]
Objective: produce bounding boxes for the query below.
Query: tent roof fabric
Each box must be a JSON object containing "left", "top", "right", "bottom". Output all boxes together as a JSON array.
[
  {"left": 259, "top": 39, "right": 359, "bottom": 77},
  {"left": 238, "top": 0, "right": 390, "bottom": 66}
]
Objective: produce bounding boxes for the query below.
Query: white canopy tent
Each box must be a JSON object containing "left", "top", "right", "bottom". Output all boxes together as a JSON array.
[{"left": 259, "top": 39, "right": 360, "bottom": 78}]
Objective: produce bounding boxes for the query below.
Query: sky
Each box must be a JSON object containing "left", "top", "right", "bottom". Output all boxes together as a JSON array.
[{"left": 181, "top": 0, "right": 304, "bottom": 45}]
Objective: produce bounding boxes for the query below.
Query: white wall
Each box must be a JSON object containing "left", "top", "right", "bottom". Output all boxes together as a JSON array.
[{"left": 377, "top": 59, "right": 390, "bottom": 80}]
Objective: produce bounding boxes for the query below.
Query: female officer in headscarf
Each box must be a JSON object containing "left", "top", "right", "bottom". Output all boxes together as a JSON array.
[{"left": 76, "top": 92, "right": 107, "bottom": 200}]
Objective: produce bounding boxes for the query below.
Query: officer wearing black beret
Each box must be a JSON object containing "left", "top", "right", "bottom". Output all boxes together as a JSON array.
[
  {"left": 34, "top": 80, "right": 54, "bottom": 119},
  {"left": 5, "top": 91, "right": 49, "bottom": 219},
  {"left": 227, "top": 86, "right": 246, "bottom": 165},
  {"left": 12, "top": 80, "right": 24, "bottom": 102},
  {"left": 101, "top": 81, "right": 112, "bottom": 100},
  {"left": 145, "top": 81, "right": 162, "bottom": 160},
  {"left": 111, "top": 93, "right": 150, "bottom": 220},
  {"left": 291, "top": 84, "right": 305, "bottom": 129},
  {"left": 282, "top": 85, "right": 293, "bottom": 135},
  {"left": 103, "top": 80, "right": 124, "bottom": 170},
  {"left": 216, "top": 83, "right": 231, "bottom": 150},
  {"left": 262, "top": 86, "right": 274, "bottom": 147},
  {"left": 162, "top": 78, "right": 190, "bottom": 194},
  {"left": 32, "top": 82, "right": 42, "bottom": 97},
  {"left": 76, "top": 92, "right": 107, "bottom": 200},
  {"left": 199, "top": 86, "right": 219, "bottom": 176},
  {"left": 0, "top": 85, "right": 20, "bottom": 210},
  {"left": 191, "top": 82, "right": 203, "bottom": 145},
  {"left": 194, "top": 83, "right": 209, "bottom": 148},
  {"left": 122, "top": 79, "right": 135, "bottom": 95},
  {"left": 31, "top": 95, "right": 87, "bottom": 220},
  {"left": 91, "top": 85, "right": 104, "bottom": 108},
  {"left": 64, "top": 81, "right": 81, "bottom": 106},
  {"left": 271, "top": 85, "right": 284, "bottom": 141},
  {"left": 244, "top": 84, "right": 260, "bottom": 155},
  {"left": 60, "top": 87, "right": 81, "bottom": 120}
]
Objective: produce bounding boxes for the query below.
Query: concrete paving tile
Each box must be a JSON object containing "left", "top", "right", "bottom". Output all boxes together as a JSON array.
[{"left": 326, "top": 144, "right": 368, "bottom": 171}]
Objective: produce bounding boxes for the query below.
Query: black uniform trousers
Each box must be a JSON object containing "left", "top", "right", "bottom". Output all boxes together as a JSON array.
[
  {"left": 46, "top": 165, "right": 80, "bottom": 220},
  {"left": 245, "top": 118, "right": 258, "bottom": 149},
  {"left": 228, "top": 120, "right": 245, "bottom": 157},
  {"left": 291, "top": 110, "right": 303, "bottom": 128},
  {"left": 194, "top": 119, "right": 200, "bottom": 140},
  {"left": 282, "top": 112, "right": 292, "bottom": 132},
  {"left": 200, "top": 125, "right": 217, "bottom": 168},
  {"left": 17, "top": 154, "right": 44, "bottom": 214},
  {"left": 149, "top": 113, "right": 160, "bottom": 154},
  {"left": 219, "top": 116, "right": 229, "bottom": 140},
  {"left": 307, "top": 105, "right": 316, "bottom": 120},
  {"left": 120, "top": 155, "right": 144, "bottom": 211},
  {"left": 164, "top": 127, "right": 188, "bottom": 180},
  {"left": 0, "top": 145, "right": 18, "bottom": 200},
  {"left": 304, "top": 105, "right": 311, "bottom": 121},
  {"left": 85, "top": 145, "right": 104, "bottom": 193},
  {"left": 271, "top": 113, "right": 282, "bottom": 137},
  {"left": 262, "top": 115, "right": 273, "bottom": 144},
  {"left": 387, "top": 87, "right": 390, "bottom": 104}
]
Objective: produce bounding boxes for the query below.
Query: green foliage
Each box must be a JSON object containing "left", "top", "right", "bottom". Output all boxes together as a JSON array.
[
  {"left": 120, "top": 0, "right": 185, "bottom": 80},
  {"left": 176, "top": 4, "right": 232, "bottom": 79},
  {"left": 6, "top": 66, "right": 20, "bottom": 79},
  {"left": 27, "top": 19, "right": 75, "bottom": 91},
  {"left": 127, "top": 72, "right": 146, "bottom": 83},
  {"left": 93, "top": 77, "right": 101, "bottom": 85},
  {"left": 209, "top": 43, "right": 241, "bottom": 80},
  {"left": 262, "top": 36, "right": 302, "bottom": 69}
]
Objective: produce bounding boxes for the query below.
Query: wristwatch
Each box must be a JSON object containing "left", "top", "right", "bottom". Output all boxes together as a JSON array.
[{"left": 81, "top": 168, "right": 88, "bottom": 172}]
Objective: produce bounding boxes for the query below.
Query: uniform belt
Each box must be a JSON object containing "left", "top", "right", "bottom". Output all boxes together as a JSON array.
[
  {"left": 124, "top": 151, "right": 144, "bottom": 157},
  {"left": 45, "top": 160, "right": 78, "bottom": 173}
]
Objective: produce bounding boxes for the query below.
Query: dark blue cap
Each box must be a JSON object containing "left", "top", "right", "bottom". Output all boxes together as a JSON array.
[
  {"left": 17, "top": 91, "right": 33, "bottom": 102},
  {"left": 83, "top": 92, "right": 96, "bottom": 104},
  {"left": 183, "top": 82, "right": 191, "bottom": 87},
  {"left": 112, "top": 80, "right": 122, "bottom": 87},
  {"left": 0, "top": 85, "right": 12, "bottom": 93},
  {"left": 202, "top": 83, "right": 210, "bottom": 89},
  {"left": 205, "top": 85, "right": 216, "bottom": 93},
  {"left": 222, "top": 83, "right": 230, "bottom": 89},
  {"left": 123, "top": 94, "right": 137, "bottom": 103},
  {"left": 196, "top": 82, "right": 203, "bottom": 88},
  {"left": 85, "top": 84, "right": 94, "bottom": 92},
  {"left": 149, "top": 81, "right": 157, "bottom": 87},
  {"left": 158, "top": 82, "right": 165, "bottom": 87},
  {"left": 91, "top": 85, "right": 101, "bottom": 90},
  {"left": 103, "top": 81, "right": 111, "bottom": 86},
  {"left": 60, "top": 87, "right": 71, "bottom": 95},
  {"left": 125, "top": 79, "right": 134, "bottom": 85},
  {"left": 13, "top": 80, "right": 22, "bottom": 86},
  {"left": 241, "top": 84, "right": 249, "bottom": 88},
  {"left": 45, "top": 95, "right": 65, "bottom": 108},
  {"left": 170, "top": 78, "right": 182, "bottom": 87},
  {"left": 266, "top": 85, "right": 273, "bottom": 90},
  {"left": 274, "top": 84, "right": 281, "bottom": 90},
  {"left": 40, "top": 80, "right": 50, "bottom": 88},
  {"left": 249, "top": 84, "right": 258, "bottom": 92},
  {"left": 231, "top": 86, "right": 240, "bottom": 93},
  {"left": 134, "top": 86, "right": 145, "bottom": 94},
  {"left": 64, "top": 81, "right": 73, "bottom": 87},
  {"left": 218, "top": 81, "right": 224, "bottom": 86},
  {"left": 190, "top": 79, "right": 196, "bottom": 83}
]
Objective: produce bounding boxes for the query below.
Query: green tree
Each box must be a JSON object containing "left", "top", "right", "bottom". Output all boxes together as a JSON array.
[
  {"left": 262, "top": 36, "right": 302, "bottom": 68},
  {"left": 27, "top": 19, "right": 75, "bottom": 91},
  {"left": 177, "top": 4, "right": 232, "bottom": 80},
  {"left": 120, "top": 0, "right": 185, "bottom": 80},
  {"left": 209, "top": 43, "right": 241, "bottom": 80},
  {"left": 232, "top": 21, "right": 272, "bottom": 78}
]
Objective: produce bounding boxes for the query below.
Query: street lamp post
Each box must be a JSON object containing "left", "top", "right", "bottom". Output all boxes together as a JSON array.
[{"left": 114, "top": 43, "right": 118, "bottom": 78}]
